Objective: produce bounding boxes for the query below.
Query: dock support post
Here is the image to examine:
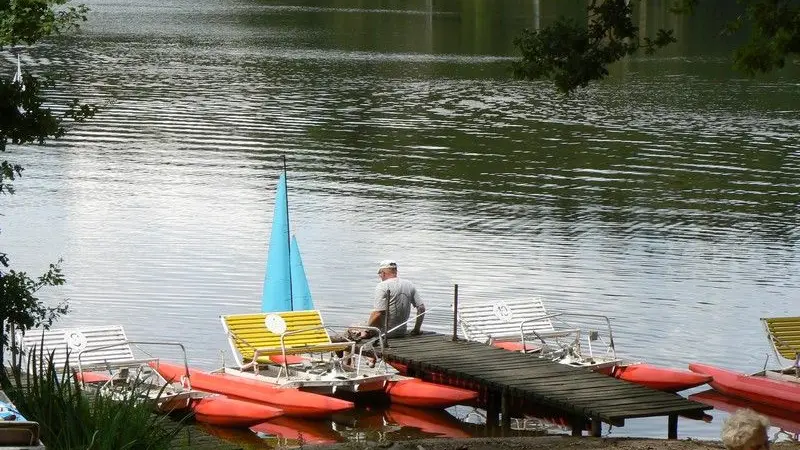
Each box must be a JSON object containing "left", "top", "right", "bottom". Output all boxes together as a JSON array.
[
  {"left": 452, "top": 284, "right": 459, "bottom": 341},
  {"left": 500, "top": 387, "right": 511, "bottom": 432},
  {"left": 486, "top": 389, "right": 500, "bottom": 429},
  {"left": 570, "top": 417, "right": 585, "bottom": 437},
  {"left": 668, "top": 414, "right": 678, "bottom": 439},
  {"left": 591, "top": 417, "right": 602, "bottom": 437}
]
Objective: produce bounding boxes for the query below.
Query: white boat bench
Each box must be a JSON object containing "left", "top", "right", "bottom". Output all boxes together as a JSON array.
[
  {"left": 456, "top": 298, "right": 581, "bottom": 348},
  {"left": 20, "top": 325, "right": 140, "bottom": 372},
  {"left": 19, "top": 324, "right": 198, "bottom": 411}
]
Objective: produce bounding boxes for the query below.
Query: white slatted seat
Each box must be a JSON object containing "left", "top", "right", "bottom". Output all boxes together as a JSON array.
[
  {"left": 456, "top": 298, "right": 580, "bottom": 346},
  {"left": 19, "top": 325, "right": 198, "bottom": 412},
  {"left": 20, "top": 325, "right": 148, "bottom": 372}
]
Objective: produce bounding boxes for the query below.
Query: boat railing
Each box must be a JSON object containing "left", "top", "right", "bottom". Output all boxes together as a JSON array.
[
  {"left": 386, "top": 307, "right": 431, "bottom": 337},
  {"left": 517, "top": 312, "right": 581, "bottom": 357},
  {"left": 553, "top": 312, "right": 617, "bottom": 360},
  {"left": 340, "top": 325, "right": 387, "bottom": 375},
  {"left": 348, "top": 308, "right": 435, "bottom": 375},
  {"left": 275, "top": 325, "right": 356, "bottom": 381},
  {"left": 77, "top": 341, "right": 192, "bottom": 389},
  {"left": 519, "top": 312, "right": 617, "bottom": 361}
]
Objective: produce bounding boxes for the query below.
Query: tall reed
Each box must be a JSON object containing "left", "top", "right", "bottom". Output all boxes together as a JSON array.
[{"left": 0, "top": 348, "right": 188, "bottom": 450}]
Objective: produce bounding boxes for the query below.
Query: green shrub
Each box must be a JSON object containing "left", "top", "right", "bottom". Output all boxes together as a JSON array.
[{"left": 1, "top": 348, "right": 188, "bottom": 450}]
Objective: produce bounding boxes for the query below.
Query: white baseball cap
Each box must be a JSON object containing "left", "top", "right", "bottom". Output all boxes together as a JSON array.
[{"left": 378, "top": 260, "right": 397, "bottom": 270}]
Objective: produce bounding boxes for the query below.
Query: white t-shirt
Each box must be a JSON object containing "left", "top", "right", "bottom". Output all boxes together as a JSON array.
[{"left": 373, "top": 277, "right": 423, "bottom": 338}]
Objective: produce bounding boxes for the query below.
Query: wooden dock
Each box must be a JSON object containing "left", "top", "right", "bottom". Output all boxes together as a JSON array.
[{"left": 381, "top": 333, "right": 711, "bottom": 438}]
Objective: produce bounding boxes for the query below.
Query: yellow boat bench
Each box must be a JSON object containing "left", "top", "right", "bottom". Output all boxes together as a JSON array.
[
  {"left": 762, "top": 316, "right": 800, "bottom": 365},
  {"left": 221, "top": 310, "right": 355, "bottom": 368}
]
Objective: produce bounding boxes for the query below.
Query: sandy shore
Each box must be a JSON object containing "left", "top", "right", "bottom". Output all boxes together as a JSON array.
[{"left": 305, "top": 436, "right": 800, "bottom": 450}]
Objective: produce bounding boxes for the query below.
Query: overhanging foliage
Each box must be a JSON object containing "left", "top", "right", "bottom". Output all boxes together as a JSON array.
[{"left": 512, "top": 0, "right": 800, "bottom": 94}]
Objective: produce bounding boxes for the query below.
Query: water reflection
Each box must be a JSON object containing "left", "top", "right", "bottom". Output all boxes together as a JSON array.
[
  {"left": 200, "top": 404, "right": 561, "bottom": 448},
  {"left": 690, "top": 390, "right": 800, "bottom": 443}
]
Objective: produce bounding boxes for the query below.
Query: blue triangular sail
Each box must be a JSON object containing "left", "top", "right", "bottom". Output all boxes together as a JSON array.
[
  {"left": 261, "top": 172, "right": 315, "bottom": 312},
  {"left": 290, "top": 235, "right": 314, "bottom": 311},
  {"left": 262, "top": 173, "right": 292, "bottom": 312}
]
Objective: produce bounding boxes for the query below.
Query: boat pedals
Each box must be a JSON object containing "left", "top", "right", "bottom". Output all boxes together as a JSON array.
[{"left": 328, "top": 356, "right": 349, "bottom": 380}]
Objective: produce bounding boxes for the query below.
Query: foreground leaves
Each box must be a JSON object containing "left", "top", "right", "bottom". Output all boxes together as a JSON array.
[
  {"left": 731, "top": 0, "right": 800, "bottom": 75},
  {"left": 0, "top": 0, "right": 89, "bottom": 47},
  {"left": 1, "top": 0, "right": 97, "bottom": 369},
  {"left": 512, "top": 0, "right": 800, "bottom": 94},
  {"left": 512, "top": 0, "right": 675, "bottom": 93}
]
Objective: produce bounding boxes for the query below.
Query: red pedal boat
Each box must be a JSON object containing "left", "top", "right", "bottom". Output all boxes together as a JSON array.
[
  {"left": 385, "top": 378, "right": 478, "bottom": 409},
  {"left": 76, "top": 370, "right": 283, "bottom": 427},
  {"left": 612, "top": 363, "right": 712, "bottom": 392},
  {"left": 688, "top": 363, "right": 800, "bottom": 413},
  {"left": 150, "top": 360, "right": 354, "bottom": 418}
]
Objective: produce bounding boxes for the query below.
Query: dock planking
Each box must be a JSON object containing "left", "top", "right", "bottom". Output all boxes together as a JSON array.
[{"left": 382, "top": 333, "right": 711, "bottom": 437}]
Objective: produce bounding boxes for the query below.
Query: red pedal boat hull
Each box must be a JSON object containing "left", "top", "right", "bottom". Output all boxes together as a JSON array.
[
  {"left": 385, "top": 378, "right": 478, "bottom": 409},
  {"left": 149, "top": 361, "right": 353, "bottom": 418},
  {"left": 613, "top": 363, "right": 713, "bottom": 392},
  {"left": 689, "top": 362, "right": 800, "bottom": 413}
]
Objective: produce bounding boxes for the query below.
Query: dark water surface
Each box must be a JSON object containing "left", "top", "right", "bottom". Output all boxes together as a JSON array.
[{"left": 2, "top": 0, "right": 799, "bottom": 442}]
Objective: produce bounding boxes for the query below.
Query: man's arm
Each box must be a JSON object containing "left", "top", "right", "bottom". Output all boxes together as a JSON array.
[
  {"left": 367, "top": 310, "right": 384, "bottom": 329},
  {"left": 411, "top": 303, "right": 425, "bottom": 335},
  {"left": 409, "top": 285, "right": 425, "bottom": 335}
]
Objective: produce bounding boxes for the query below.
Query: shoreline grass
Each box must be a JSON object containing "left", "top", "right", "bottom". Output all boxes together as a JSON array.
[{"left": 1, "top": 349, "right": 189, "bottom": 450}]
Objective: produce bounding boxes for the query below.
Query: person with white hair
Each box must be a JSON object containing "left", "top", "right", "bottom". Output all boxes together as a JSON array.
[{"left": 721, "top": 408, "right": 770, "bottom": 450}]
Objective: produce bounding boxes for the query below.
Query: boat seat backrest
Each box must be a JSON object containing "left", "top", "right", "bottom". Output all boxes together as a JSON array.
[
  {"left": 456, "top": 298, "right": 562, "bottom": 343},
  {"left": 762, "top": 316, "right": 800, "bottom": 362},
  {"left": 19, "top": 325, "right": 135, "bottom": 371},
  {"left": 221, "top": 310, "right": 348, "bottom": 366}
]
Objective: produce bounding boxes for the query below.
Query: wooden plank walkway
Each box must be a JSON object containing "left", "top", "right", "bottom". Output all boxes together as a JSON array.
[{"left": 381, "top": 333, "right": 711, "bottom": 438}]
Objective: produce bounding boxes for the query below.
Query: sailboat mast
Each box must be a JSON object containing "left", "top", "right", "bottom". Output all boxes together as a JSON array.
[{"left": 283, "top": 155, "right": 293, "bottom": 310}]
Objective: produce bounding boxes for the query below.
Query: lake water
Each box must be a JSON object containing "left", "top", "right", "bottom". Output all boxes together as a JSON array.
[{"left": 2, "top": 0, "right": 799, "bottom": 443}]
